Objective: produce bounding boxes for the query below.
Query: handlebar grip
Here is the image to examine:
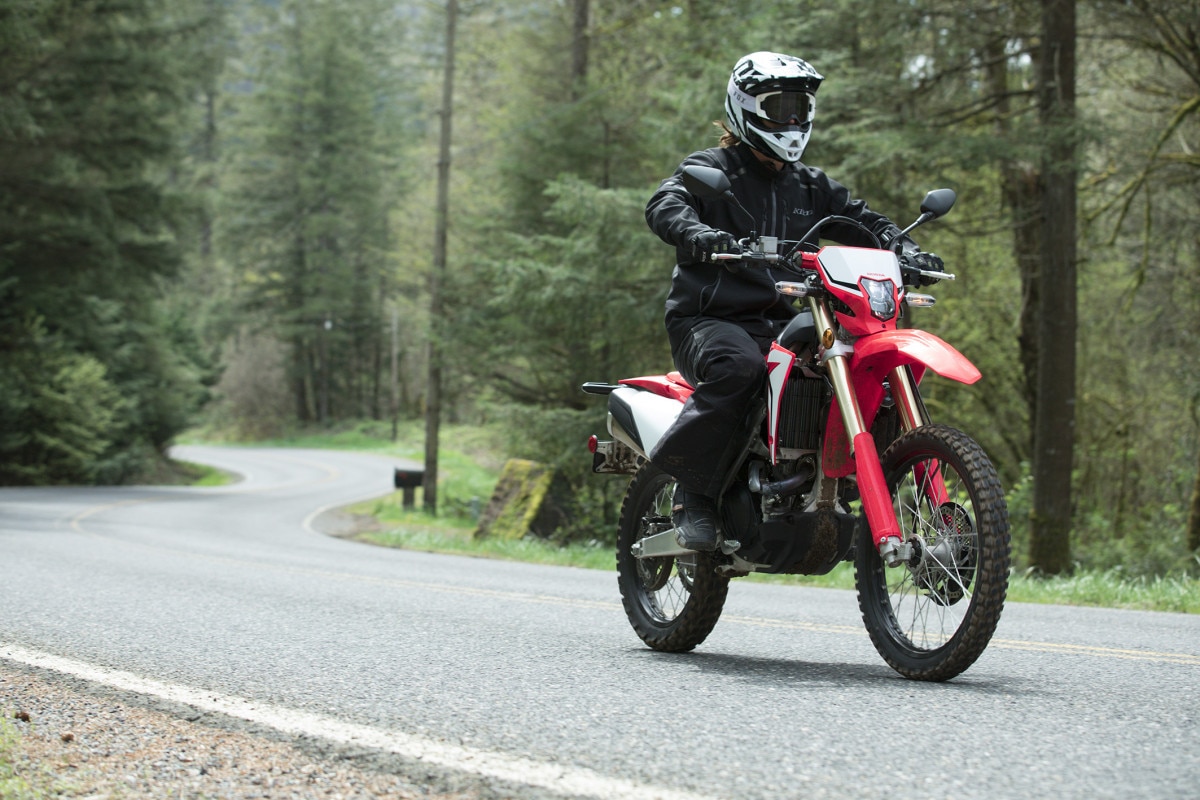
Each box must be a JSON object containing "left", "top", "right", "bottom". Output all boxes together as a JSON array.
[
  {"left": 711, "top": 251, "right": 779, "bottom": 264},
  {"left": 922, "top": 269, "right": 956, "bottom": 281}
]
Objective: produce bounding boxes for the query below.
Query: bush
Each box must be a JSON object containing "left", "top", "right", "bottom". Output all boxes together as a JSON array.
[
  {"left": 0, "top": 329, "right": 124, "bottom": 485},
  {"left": 208, "top": 330, "right": 292, "bottom": 440}
]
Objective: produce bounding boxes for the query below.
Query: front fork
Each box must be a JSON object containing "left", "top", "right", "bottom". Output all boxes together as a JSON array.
[
  {"left": 889, "top": 363, "right": 951, "bottom": 509},
  {"left": 811, "top": 300, "right": 925, "bottom": 567}
]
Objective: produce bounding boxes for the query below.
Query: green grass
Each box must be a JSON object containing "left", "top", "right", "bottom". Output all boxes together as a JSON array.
[
  {"left": 176, "top": 460, "right": 235, "bottom": 487},
  {"left": 190, "top": 419, "right": 505, "bottom": 519},
  {"left": 347, "top": 495, "right": 1200, "bottom": 613},
  {"left": 1006, "top": 568, "right": 1200, "bottom": 613},
  {"left": 0, "top": 717, "right": 47, "bottom": 800},
  {"left": 272, "top": 417, "right": 499, "bottom": 463}
]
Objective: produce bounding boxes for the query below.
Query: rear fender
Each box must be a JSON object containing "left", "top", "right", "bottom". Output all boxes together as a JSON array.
[{"left": 607, "top": 385, "right": 684, "bottom": 459}]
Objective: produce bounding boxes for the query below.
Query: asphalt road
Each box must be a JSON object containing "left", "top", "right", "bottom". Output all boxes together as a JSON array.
[{"left": 2, "top": 446, "right": 1198, "bottom": 799}]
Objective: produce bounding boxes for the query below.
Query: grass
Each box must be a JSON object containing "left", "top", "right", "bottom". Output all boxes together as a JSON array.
[
  {"left": 0, "top": 717, "right": 48, "bottom": 800},
  {"left": 183, "top": 420, "right": 1200, "bottom": 614},
  {"left": 345, "top": 493, "right": 1200, "bottom": 613},
  {"left": 1005, "top": 567, "right": 1200, "bottom": 614},
  {"left": 176, "top": 460, "right": 235, "bottom": 487}
]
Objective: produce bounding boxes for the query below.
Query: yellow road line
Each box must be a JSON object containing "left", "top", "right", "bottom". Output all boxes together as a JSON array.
[{"left": 67, "top": 496, "right": 1200, "bottom": 669}]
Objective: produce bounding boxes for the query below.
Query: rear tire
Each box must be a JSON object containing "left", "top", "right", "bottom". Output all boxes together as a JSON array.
[
  {"left": 855, "top": 424, "right": 1010, "bottom": 681},
  {"left": 616, "top": 463, "right": 729, "bottom": 652}
]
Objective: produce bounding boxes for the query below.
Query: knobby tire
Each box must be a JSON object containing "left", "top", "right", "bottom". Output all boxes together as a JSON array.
[
  {"left": 616, "top": 463, "right": 729, "bottom": 652},
  {"left": 855, "top": 424, "right": 1010, "bottom": 681}
]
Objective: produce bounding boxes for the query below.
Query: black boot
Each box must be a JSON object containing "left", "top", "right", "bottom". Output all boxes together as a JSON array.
[{"left": 672, "top": 488, "right": 719, "bottom": 552}]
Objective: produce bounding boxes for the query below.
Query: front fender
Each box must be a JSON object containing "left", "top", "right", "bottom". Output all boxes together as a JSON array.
[
  {"left": 852, "top": 329, "right": 981, "bottom": 385},
  {"left": 822, "top": 329, "right": 981, "bottom": 479}
]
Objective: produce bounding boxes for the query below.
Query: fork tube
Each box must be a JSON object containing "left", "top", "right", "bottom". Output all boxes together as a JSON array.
[
  {"left": 889, "top": 365, "right": 950, "bottom": 506},
  {"left": 809, "top": 299, "right": 901, "bottom": 548},
  {"left": 808, "top": 300, "right": 866, "bottom": 441},
  {"left": 888, "top": 365, "right": 927, "bottom": 432}
]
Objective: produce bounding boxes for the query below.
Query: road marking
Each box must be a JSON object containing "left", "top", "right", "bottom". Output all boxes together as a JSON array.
[
  {"left": 988, "top": 637, "right": 1200, "bottom": 666},
  {"left": 63, "top": 483, "right": 1200, "bottom": 671},
  {"left": 70, "top": 499, "right": 146, "bottom": 533},
  {"left": 0, "top": 643, "right": 718, "bottom": 800}
]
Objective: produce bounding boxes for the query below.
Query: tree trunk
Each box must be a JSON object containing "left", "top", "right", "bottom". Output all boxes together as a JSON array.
[
  {"left": 1189, "top": 442, "right": 1200, "bottom": 553},
  {"left": 986, "top": 33, "right": 1042, "bottom": 448},
  {"left": 570, "top": 0, "right": 588, "bottom": 100},
  {"left": 424, "top": 0, "right": 458, "bottom": 515},
  {"left": 1029, "top": 0, "right": 1078, "bottom": 574}
]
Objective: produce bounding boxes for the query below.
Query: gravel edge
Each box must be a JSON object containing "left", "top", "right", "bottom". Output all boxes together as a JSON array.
[{"left": 0, "top": 660, "right": 504, "bottom": 800}]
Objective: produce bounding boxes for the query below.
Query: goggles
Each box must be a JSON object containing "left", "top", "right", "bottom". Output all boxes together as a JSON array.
[{"left": 754, "top": 90, "right": 816, "bottom": 125}]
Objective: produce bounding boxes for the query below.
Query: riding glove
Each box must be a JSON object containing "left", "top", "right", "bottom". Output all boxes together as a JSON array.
[
  {"left": 899, "top": 251, "right": 944, "bottom": 287},
  {"left": 689, "top": 229, "right": 741, "bottom": 263}
]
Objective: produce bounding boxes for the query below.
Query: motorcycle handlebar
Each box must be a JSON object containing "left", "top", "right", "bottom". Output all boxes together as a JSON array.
[
  {"left": 919, "top": 268, "right": 956, "bottom": 281},
  {"left": 710, "top": 251, "right": 780, "bottom": 263},
  {"left": 715, "top": 249, "right": 956, "bottom": 282}
]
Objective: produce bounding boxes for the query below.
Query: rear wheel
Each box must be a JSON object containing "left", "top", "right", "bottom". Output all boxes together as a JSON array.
[
  {"left": 616, "top": 463, "right": 729, "bottom": 652},
  {"left": 855, "top": 424, "right": 1010, "bottom": 681}
]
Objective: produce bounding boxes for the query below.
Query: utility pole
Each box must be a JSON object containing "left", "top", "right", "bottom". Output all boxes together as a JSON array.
[{"left": 423, "top": 0, "right": 457, "bottom": 515}]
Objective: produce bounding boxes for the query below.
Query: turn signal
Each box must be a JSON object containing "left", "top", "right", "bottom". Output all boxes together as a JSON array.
[
  {"left": 588, "top": 435, "right": 598, "bottom": 454},
  {"left": 905, "top": 292, "right": 936, "bottom": 307}
]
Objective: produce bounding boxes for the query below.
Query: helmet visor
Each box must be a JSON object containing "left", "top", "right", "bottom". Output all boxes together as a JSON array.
[{"left": 755, "top": 91, "right": 816, "bottom": 125}]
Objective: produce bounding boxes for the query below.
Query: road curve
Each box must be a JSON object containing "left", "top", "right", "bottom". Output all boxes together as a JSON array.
[{"left": 2, "top": 445, "right": 1198, "bottom": 799}]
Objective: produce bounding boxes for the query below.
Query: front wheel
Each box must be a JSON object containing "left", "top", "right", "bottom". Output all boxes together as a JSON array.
[
  {"left": 616, "top": 463, "right": 729, "bottom": 652},
  {"left": 855, "top": 424, "right": 1010, "bottom": 681}
]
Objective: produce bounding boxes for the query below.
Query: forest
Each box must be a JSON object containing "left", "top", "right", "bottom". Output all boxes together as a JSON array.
[{"left": 0, "top": 0, "right": 1196, "bottom": 577}]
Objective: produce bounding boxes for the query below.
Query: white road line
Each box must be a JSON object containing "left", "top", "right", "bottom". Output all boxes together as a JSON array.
[{"left": 1, "top": 643, "right": 715, "bottom": 800}]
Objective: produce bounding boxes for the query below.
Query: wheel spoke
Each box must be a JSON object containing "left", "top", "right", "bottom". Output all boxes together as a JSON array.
[
  {"left": 616, "top": 463, "right": 730, "bottom": 653},
  {"left": 855, "top": 425, "right": 1009, "bottom": 680}
]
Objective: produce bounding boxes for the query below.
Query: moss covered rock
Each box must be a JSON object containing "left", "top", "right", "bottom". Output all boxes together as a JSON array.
[{"left": 474, "top": 459, "right": 572, "bottom": 540}]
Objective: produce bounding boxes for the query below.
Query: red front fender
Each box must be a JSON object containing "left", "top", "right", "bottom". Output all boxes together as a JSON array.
[
  {"left": 852, "top": 329, "right": 981, "bottom": 385},
  {"left": 823, "top": 329, "right": 981, "bottom": 479}
]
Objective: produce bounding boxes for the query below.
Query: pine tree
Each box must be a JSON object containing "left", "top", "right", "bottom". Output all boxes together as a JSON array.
[
  {"left": 0, "top": 0, "right": 214, "bottom": 483},
  {"left": 220, "top": 0, "right": 396, "bottom": 425}
]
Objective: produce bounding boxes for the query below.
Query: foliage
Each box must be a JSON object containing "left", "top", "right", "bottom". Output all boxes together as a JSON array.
[
  {"left": 217, "top": 0, "right": 403, "bottom": 425},
  {"left": 0, "top": 319, "right": 121, "bottom": 485},
  {"left": 456, "top": 177, "right": 671, "bottom": 408},
  {"left": 0, "top": 0, "right": 217, "bottom": 484},
  {"left": 3, "top": 0, "right": 1197, "bottom": 574}
]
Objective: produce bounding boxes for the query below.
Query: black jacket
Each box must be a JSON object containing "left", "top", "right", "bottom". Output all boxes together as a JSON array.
[{"left": 646, "top": 143, "right": 909, "bottom": 338}]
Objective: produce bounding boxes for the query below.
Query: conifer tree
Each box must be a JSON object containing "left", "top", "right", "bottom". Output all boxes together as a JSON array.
[
  {"left": 220, "top": 0, "right": 396, "bottom": 424},
  {"left": 0, "top": 0, "right": 214, "bottom": 483}
]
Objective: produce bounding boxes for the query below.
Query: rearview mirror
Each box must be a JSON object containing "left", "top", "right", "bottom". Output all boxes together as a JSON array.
[
  {"left": 681, "top": 165, "right": 732, "bottom": 198},
  {"left": 920, "top": 188, "right": 957, "bottom": 219}
]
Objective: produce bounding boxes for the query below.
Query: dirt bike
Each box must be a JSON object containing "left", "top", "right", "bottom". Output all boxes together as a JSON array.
[{"left": 583, "top": 166, "right": 1010, "bottom": 681}]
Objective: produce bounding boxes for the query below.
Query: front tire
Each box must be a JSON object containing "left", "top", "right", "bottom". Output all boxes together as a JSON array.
[
  {"left": 855, "top": 425, "right": 1010, "bottom": 681},
  {"left": 616, "top": 463, "right": 729, "bottom": 652}
]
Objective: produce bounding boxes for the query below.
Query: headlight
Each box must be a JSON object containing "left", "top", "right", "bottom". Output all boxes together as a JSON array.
[{"left": 862, "top": 278, "right": 896, "bottom": 321}]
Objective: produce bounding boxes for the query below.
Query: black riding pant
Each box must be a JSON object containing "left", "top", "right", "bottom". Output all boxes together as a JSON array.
[{"left": 649, "top": 318, "right": 771, "bottom": 498}]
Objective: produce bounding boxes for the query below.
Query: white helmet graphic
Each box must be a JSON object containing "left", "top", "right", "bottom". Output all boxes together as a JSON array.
[{"left": 725, "top": 51, "right": 824, "bottom": 163}]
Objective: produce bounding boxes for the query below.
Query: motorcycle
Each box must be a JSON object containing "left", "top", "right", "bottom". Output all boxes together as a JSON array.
[{"left": 583, "top": 166, "right": 1010, "bottom": 681}]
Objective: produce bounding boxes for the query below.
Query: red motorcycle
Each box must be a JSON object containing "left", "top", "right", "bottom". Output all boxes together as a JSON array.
[{"left": 584, "top": 166, "right": 1009, "bottom": 681}]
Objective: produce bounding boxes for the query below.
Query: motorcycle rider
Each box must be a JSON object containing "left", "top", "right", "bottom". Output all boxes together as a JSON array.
[{"left": 645, "top": 50, "right": 942, "bottom": 551}]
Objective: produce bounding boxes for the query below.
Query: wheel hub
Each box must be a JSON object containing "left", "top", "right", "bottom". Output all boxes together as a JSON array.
[{"left": 908, "top": 503, "right": 976, "bottom": 605}]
